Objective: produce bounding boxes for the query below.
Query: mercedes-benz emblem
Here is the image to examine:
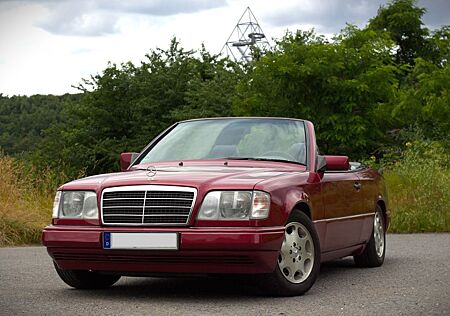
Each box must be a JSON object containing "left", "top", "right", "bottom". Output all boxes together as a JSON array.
[{"left": 146, "top": 166, "right": 157, "bottom": 179}]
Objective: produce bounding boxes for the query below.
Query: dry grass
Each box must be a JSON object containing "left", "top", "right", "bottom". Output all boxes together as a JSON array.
[{"left": 0, "top": 156, "right": 54, "bottom": 246}]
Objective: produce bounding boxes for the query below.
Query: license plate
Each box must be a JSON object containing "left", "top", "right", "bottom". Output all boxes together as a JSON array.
[{"left": 103, "top": 232, "right": 178, "bottom": 250}]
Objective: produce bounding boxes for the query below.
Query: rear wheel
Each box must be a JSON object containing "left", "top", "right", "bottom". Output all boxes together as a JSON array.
[
  {"left": 354, "top": 206, "right": 386, "bottom": 267},
  {"left": 54, "top": 262, "right": 121, "bottom": 289},
  {"left": 259, "top": 211, "right": 320, "bottom": 296}
]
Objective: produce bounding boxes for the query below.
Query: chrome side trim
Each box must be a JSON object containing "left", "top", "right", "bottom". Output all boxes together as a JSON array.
[{"left": 313, "top": 212, "right": 375, "bottom": 223}]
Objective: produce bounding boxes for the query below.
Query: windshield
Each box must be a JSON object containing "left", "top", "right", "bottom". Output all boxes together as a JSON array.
[{"left": 139, "top": 119, "right": 307, "bottom": 165}]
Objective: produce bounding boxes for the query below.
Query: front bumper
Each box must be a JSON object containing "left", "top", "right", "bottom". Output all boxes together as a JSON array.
[{"left": 42, "top": 226, "right": 284, "bottom": 274}]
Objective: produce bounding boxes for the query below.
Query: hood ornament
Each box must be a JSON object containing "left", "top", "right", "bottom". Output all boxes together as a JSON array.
[{"left": 146, "top": 166, "right": 157, "bottom": 179}]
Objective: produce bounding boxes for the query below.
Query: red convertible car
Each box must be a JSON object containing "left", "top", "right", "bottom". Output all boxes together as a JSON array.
[{"left": 42, "top": 118, "right": 389, "bottom": 296}]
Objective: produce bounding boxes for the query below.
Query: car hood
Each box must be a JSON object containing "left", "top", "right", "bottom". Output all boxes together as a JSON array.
[{"left": 60, "top": 160, "right": 307, "bottom": 193}]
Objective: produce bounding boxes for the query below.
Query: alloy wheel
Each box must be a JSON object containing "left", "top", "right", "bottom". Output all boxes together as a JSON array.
[
  {"left": 277, "top": 222, "right": 315, "bottom": 283},
  {"left": 373, "top": 212, "right": 385, "bottom": 257}
]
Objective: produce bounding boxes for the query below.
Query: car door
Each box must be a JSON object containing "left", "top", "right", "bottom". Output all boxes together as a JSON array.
[
  {"left": 354, "top": 167, "right": 379, "bottom": 244},
  {"left": 320, "top": 171, "right": 365, "bottom": 252}
]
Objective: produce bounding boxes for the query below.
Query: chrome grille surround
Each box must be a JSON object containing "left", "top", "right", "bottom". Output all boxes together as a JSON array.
[{"left": 101, "top": 185, "right": 197, "bottom": 226}]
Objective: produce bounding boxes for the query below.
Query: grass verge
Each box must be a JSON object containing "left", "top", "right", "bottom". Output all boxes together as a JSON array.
[
  {"left": 1, "top": 141, "right": 449, "bottom": 246},
  {"left": 384, "top": 140, "right": 450, "bottom": 232},
  {"left": 0, "top": 155, "right": 54, "bottom": 246}
]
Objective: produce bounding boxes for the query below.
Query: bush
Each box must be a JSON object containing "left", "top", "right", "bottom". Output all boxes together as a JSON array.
[{"left": 383, "top": 140, "right": 450, "bottom": 232}]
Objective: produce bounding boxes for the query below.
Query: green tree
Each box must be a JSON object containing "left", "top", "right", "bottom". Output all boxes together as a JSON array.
[
  {"left": 394, "top": 59, "right": 450, "bottom": 143},
  {"left": 0, "top": 94, "right": 80, "bottom": 155},
  {"left": 172, "top": 45, "right": 243, "bottom": 119},
  {"left": 5, "top": 2, "right": 448, "bottom": 177},
  {"left": 233, "top": 28, "right": 398, "bottom": 156},
  {"left": 428, "top": 26, "right": 450, "bottom": 67},
  {"left": 369, "top": 0, "right": 429, "bottom": 65},
  {"left": 35, "top": 39, "right": 240, "bottom": 176}
]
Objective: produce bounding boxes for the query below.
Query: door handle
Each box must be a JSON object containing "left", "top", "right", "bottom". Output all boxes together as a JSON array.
[{"left": 354, "top": 182, "right": 362, "bottom": 191}]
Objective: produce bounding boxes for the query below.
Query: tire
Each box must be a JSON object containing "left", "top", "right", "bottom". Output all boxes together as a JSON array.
[
  {"left": 354, "top": 206, "right": 386, "bottom": 267},
  {"left": 259, "top": 211, "right": 321, "bottom": 296},
  {"left": 53, "top": 262, "right": 121, "bottom": 289}
]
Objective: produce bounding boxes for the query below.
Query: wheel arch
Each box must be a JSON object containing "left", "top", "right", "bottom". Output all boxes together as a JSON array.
[
  {"left": 376, "top": 199, "right": 389, "bottom": 230},
  {"left": 291, "top": 202, "right": 311, "bottom": 220},
  {"left": 283, "top": 189, "right": 313, "bottom": 224}
]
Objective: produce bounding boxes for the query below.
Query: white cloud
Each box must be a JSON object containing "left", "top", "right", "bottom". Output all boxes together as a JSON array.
[
  {"left": 34, "top": 0, "right": 227, "bottom": 36},
  {"left": 264, "top": 0, "right": 384, "bottom": 34},
  {"left": 102, "top": 0, "right": 227, "bottom": 16},
  {"left": 38, "top": 8, "right": 119, "bottom": 36},
  {"left": 0, "top": 0, "right": 448, "bottom": 96}
]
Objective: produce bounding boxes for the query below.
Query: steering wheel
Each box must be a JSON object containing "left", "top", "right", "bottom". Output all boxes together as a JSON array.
[{"left": 260, "top": 151, "right": 297, "bottom": 161}]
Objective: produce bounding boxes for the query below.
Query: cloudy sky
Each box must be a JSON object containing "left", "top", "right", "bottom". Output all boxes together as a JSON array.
[{"left": 0, "top": 0, "right": 448, "bottom": 96}]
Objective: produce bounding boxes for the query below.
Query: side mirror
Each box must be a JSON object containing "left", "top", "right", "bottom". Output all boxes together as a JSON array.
[
  {"left": 120, "top": 152, "right": 139, "bottom": 171},
  {"left": 324, "top": 155, "right": 350, "bottom": 171}
]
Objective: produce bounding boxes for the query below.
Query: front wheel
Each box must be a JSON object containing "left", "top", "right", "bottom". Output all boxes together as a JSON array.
[
  {"left": 259, "top": 211, "right": 321, "bottom": 296},
  {"left": 54, "top": 262, "right": 121, "bottom": 289},
  {"left": 354, "top": 206, "right": 386, "bottom": 267}
]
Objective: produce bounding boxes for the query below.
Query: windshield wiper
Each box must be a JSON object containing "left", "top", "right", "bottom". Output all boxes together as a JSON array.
[{"left": 224, "top": 157, "right": 306, "bottom": 166}]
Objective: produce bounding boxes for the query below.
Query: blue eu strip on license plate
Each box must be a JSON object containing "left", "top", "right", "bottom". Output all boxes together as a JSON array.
[{"left": 103, "top": 232, "right": 111, "bottom": 249}]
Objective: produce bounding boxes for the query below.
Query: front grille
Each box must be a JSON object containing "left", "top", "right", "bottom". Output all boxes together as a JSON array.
[{"left": 102, "top": 185, "right": 196, "bottom": 226}]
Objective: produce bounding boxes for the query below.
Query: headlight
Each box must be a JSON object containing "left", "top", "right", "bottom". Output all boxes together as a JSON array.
[
  {"left": 53, "top": 191, "right": 98, "bottom": 219},
  {"left": 197, "top": 191, "right": 270, "bottom": 220}
]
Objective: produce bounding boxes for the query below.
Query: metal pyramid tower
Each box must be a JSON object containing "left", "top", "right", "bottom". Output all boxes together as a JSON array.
[{"left": 221, "top": 7, "right": 270, "bottom": 62}]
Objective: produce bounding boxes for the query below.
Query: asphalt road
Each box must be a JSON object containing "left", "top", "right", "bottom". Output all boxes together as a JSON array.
[{"left": 0, "top": 234, "right": 449, "bottom": 316}]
